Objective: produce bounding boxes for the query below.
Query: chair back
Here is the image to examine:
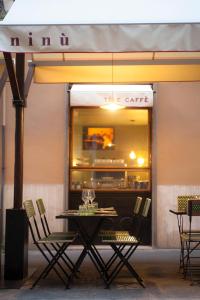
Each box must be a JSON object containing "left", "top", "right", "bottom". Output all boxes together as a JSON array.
[
  {"left": 36, "top": 198, "right": 51, "bottom": 236},
  {"left": 134, "top": 197, "right": 151, "bottom": 242},
  {"left": 23, "top": 200, "right": 41, "bottom": 242},
  {"left": 36, "top": 198, "right": 46, "bottom": 215},
  {"left": 187, "top": 199, "right": 200, "bottom": 217},
  {"left": 23, "top": 199, "right": 36, "bottom": 219},
  {"left": 142, "top": 198, "right": 151, "bottom": 217},
  {"left": 133, "top": 196, "right": 143, "bottom": 215},
  {"left": 177, "top": 195, "right": 200, "bottom": 212},
  {"left": 186, "top": 199, "right": 200, "bottom": 238}
]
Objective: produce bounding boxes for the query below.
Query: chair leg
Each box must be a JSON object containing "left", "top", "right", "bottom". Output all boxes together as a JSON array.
[
  {"left": 106, "top": 243, "right": 144, "bottom": 288},
  {"left": 105, "top": 244, "right": 126, "bottom": 271},
  {"left": 55, "top": 242, "right": 77, "bottom": 270},
  {"left": 31, "top": 244, "right": 68, "bottom": 288},
  {"left": 42, "top": 243, "right": 71, "bottom": 280},
  {"left": 42, "top": 242, "right": 79, "bottom": 279},
  {"left": 31, "top": 243, "right": 70, "bottom": 289}
]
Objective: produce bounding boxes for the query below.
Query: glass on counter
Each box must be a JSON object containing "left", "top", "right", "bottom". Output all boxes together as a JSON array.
[{"left": 70, "top": 169, "right": 150, "bottom": 191}]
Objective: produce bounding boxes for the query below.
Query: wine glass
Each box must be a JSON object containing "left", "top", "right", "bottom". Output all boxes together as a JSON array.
[
  {"left": 88, "top": 189, "right": 95, "bottom": 204},
  {"left": 82, "top": 189, "right": 90, "bottom": 206}
]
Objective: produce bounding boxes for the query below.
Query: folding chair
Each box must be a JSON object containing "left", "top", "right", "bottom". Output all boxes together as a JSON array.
[
  {"left": 181, "top": 199, "right": 200, "bottom": 284},
  {"left": 99, "top": 196, "right": 143, "bottom": 237},
  {"left": 98, "top": 196, "right": 143, "bottom": 273},
  {"left": 101, "top": 198, "right": 151, "bottom": 288},
  {"left": 176, "top": 195, "right": 200, "bottom": 273},
  {"left": 36, "top": 198, "right": 75, "bottom": 238},
  {"left": 23, "top": 200, "right": 76, "bottom": 289},
  {"left": 36, "top": 198, "right": 77, "bottom": 273}
]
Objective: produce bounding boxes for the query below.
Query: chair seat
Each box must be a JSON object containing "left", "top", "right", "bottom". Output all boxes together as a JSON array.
[
  {"left": 49, "top": 231, "right": 76, "bottom": 237},
  {"left": 181, "top": 232, "right": 200, "bottom": 241},
  {"left": 37, "top": 234, "right": 75, "bottom": 244},
  {"left": 99, "top": 230, "right": 129, "bottom": 237},
  {"left": 102, "top": 233, "right": 138, "bottom": 244},
  {"left": 182, "top": 230, "right": 200, "bottom": 233}
]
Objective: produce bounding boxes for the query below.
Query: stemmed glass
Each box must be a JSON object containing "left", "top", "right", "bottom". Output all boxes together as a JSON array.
[
  {"left": 88, "top": 189, "right": 95, "bottom": 204},
  {"left": 82, "top": 189, "right": 90, "bottom": 206}
]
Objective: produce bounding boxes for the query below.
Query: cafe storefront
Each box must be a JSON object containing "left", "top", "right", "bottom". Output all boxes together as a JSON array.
[
  {"left": 1, "top": 0, "right": 200, "bottom": 280},
  {"left": 68, "top": 85, "right": 153, "bottom": 243}
]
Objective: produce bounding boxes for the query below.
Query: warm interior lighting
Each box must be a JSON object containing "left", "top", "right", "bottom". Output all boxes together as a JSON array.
[
  {"left": 100, "top": 103, "right": 125, "bottom": 111},
  {"left": 137, "top": 157, "right": 145, "bottom": 166},
  {"left": 129, "top": 151, "right": 136, "bottom": 160},
  {"left": 108, "top": 142, "right": 113, "bottom": 147}
]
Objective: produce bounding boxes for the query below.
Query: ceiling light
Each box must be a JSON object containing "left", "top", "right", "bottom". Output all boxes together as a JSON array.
[
  {"left": 137, "top": 157, "right": 145, "bottom": 166},
  {"left": 129, "top": 151, "right": 136, "bottom": 160},
  {"left": 100, "top": 103, "right": 125, "bottom": 111}
]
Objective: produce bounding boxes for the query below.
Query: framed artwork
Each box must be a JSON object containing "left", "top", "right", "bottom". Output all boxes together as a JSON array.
[{"left": 83, "top": 127, "right": 114, "bottom": 150}]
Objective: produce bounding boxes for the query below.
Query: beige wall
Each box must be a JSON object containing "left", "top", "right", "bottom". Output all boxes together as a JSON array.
[
  {"left": 3, "top": 81, "right": 200, "bottom": 248},
  {"left": 5, "top": 83, "right": 66, "bottom": 184},
  {"left": 155, "top": 82, "right": 200, "bottom": 248},
  {"left": 4, "top": 83, "right": 67, "bottom": 236},
  {"left": 156, "top": 83, "right": 200, "bottom": 185}
]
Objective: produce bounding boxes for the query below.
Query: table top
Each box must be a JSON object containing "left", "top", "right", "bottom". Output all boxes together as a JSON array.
[
  {"left": 169, "top": 209, "right": 186, "bottom": 215},
  {"left": 56, "top": 208, "right": 118, "bottom": 218}
]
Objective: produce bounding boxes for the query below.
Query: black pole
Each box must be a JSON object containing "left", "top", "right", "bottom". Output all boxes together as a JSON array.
[
  {"left": 14, "top": 53, "right": 25, "bottom": 209},
  {"left": 3, "top": 53, "right": 28, "bottom": 280},
  {"left": 13, "top": 105, "right": 24, "bottom": 209}
]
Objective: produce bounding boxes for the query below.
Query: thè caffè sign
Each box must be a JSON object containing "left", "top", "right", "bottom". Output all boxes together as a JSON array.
[{"left": 70, "top": 85, "right": 153, "bottom": 107}]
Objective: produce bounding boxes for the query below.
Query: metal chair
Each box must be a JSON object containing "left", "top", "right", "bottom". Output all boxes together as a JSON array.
[
  {"left": 23, "top": 200, "right": 76, "bottom": 289},
  {"left": 181, "top": 199, "right": 200, "bottom": 284},
  {"left": 119, "top": 196, "right": 143, "bottom": 232},
  {"left": 36, "top": 198, "right": 75, "bottom": 238},
  {"left": 101, "top": 197, "right": 151, "bottom": 288},
  {"left": 99, "top": 196, "right": 143, "bottom": 237},
  {"left": 98, "top": 196, "right": 143, "bottom": 273},
  {"left": 36, "top": 198, "right": 77, "bottom": 275},
  {"left": 173, "top": 195, "right": 200, "bottom": 273}
]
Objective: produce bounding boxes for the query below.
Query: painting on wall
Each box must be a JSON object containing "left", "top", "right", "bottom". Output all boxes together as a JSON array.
[{"left": 82, "top": 127, "right": 114, "bottom": 150}]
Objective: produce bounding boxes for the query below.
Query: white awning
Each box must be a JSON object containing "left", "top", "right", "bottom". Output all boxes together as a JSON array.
[
  {"left": 1, "top": 0, "right": 200, "bottom": 53},
  {"left": 70, "top": 84, "right": 153, "bottom": 107}
]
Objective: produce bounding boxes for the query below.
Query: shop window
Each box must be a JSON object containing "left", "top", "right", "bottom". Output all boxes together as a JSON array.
[{"left": 70, "top": 107, "right": 151, "bottom": 191}]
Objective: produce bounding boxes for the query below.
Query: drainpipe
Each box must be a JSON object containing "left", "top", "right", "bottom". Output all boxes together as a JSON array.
[{"left": 0, "top": 87, "right": 6, "bottom": 271}]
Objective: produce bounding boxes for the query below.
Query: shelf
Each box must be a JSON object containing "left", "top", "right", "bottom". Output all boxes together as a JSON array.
[
  {"left": 70, "top": 189, "right": 151, "bottom": 192},
  {"left": 70, "top": 168, "right": 150, "bottom": 191},
  {"left": 71, "top": 166, "right": 150, "bottom": 171}
]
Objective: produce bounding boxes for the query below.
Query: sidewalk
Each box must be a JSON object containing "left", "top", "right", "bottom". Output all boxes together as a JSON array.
[{"left": 0, "top": 248, "right": 200, "bottom": 300}]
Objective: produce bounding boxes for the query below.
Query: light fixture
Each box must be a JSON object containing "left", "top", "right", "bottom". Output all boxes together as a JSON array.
[
  {"left": 107, "top": 142, "right": 113, "bottom": 147},
  {"left": 100, "top": 53, "right": 125, "bottom": 111},
  {"left": 100, "top": 103, "right": 125, "bottom": 111},
  {"left": 129, "top": 150, "right": 136, "bottom": 160},
  {"left": 137, "top": 157, "right": 145, "bottom": 166}
]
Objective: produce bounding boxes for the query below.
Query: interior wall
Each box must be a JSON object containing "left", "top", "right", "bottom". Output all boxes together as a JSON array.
[
  {"left": 3, "top": 81, "right": 200, "bottom": 248},
  {"left": 73, "top": 124, "right": 149, "bottom": 165}
]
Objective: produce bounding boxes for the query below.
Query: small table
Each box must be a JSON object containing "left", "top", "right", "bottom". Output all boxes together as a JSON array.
[
  {"left": 169, "top": 209, "right": 186, "bottom": 271},
  {"left": 56, "top": 209, "right": 118, "bottom": 285}
]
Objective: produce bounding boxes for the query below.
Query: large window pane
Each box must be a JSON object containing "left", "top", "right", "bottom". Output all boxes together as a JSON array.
[{"left": 71, "top": 108, "right": 150, "bottom": 168}]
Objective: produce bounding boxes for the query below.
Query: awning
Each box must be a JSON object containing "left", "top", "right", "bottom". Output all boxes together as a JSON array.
[
  {"left": 1, "top": 0, "right": 200, "bottom": 53},
  {"left": 70, "top": 84, "right": 153, "bottom": 107}
]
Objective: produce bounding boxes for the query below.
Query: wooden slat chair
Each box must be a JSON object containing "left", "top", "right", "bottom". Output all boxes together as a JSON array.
[
  {"left": 98, "top": 196, "right": 143, "bottom": 272},
  {"left": 99, "top": 196, "right": 143, "bottom": 237},
  {"left": 181, "top": 199, "right": 200, "bottom": 284},
  {"left": 176, "top": 195, "right": 200, "bottom": 273},
  {"left": 36, "top": 198, "right": 77, "bottom": 274},
  {"left": 101, "top": 198, "right": 151, "bottom": 288},
  {"left": 24, "top": 200, "right": 76, "bottom": 289},
  {"left": 36, "top": 198, "right": 75, "bottom": 238}
]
